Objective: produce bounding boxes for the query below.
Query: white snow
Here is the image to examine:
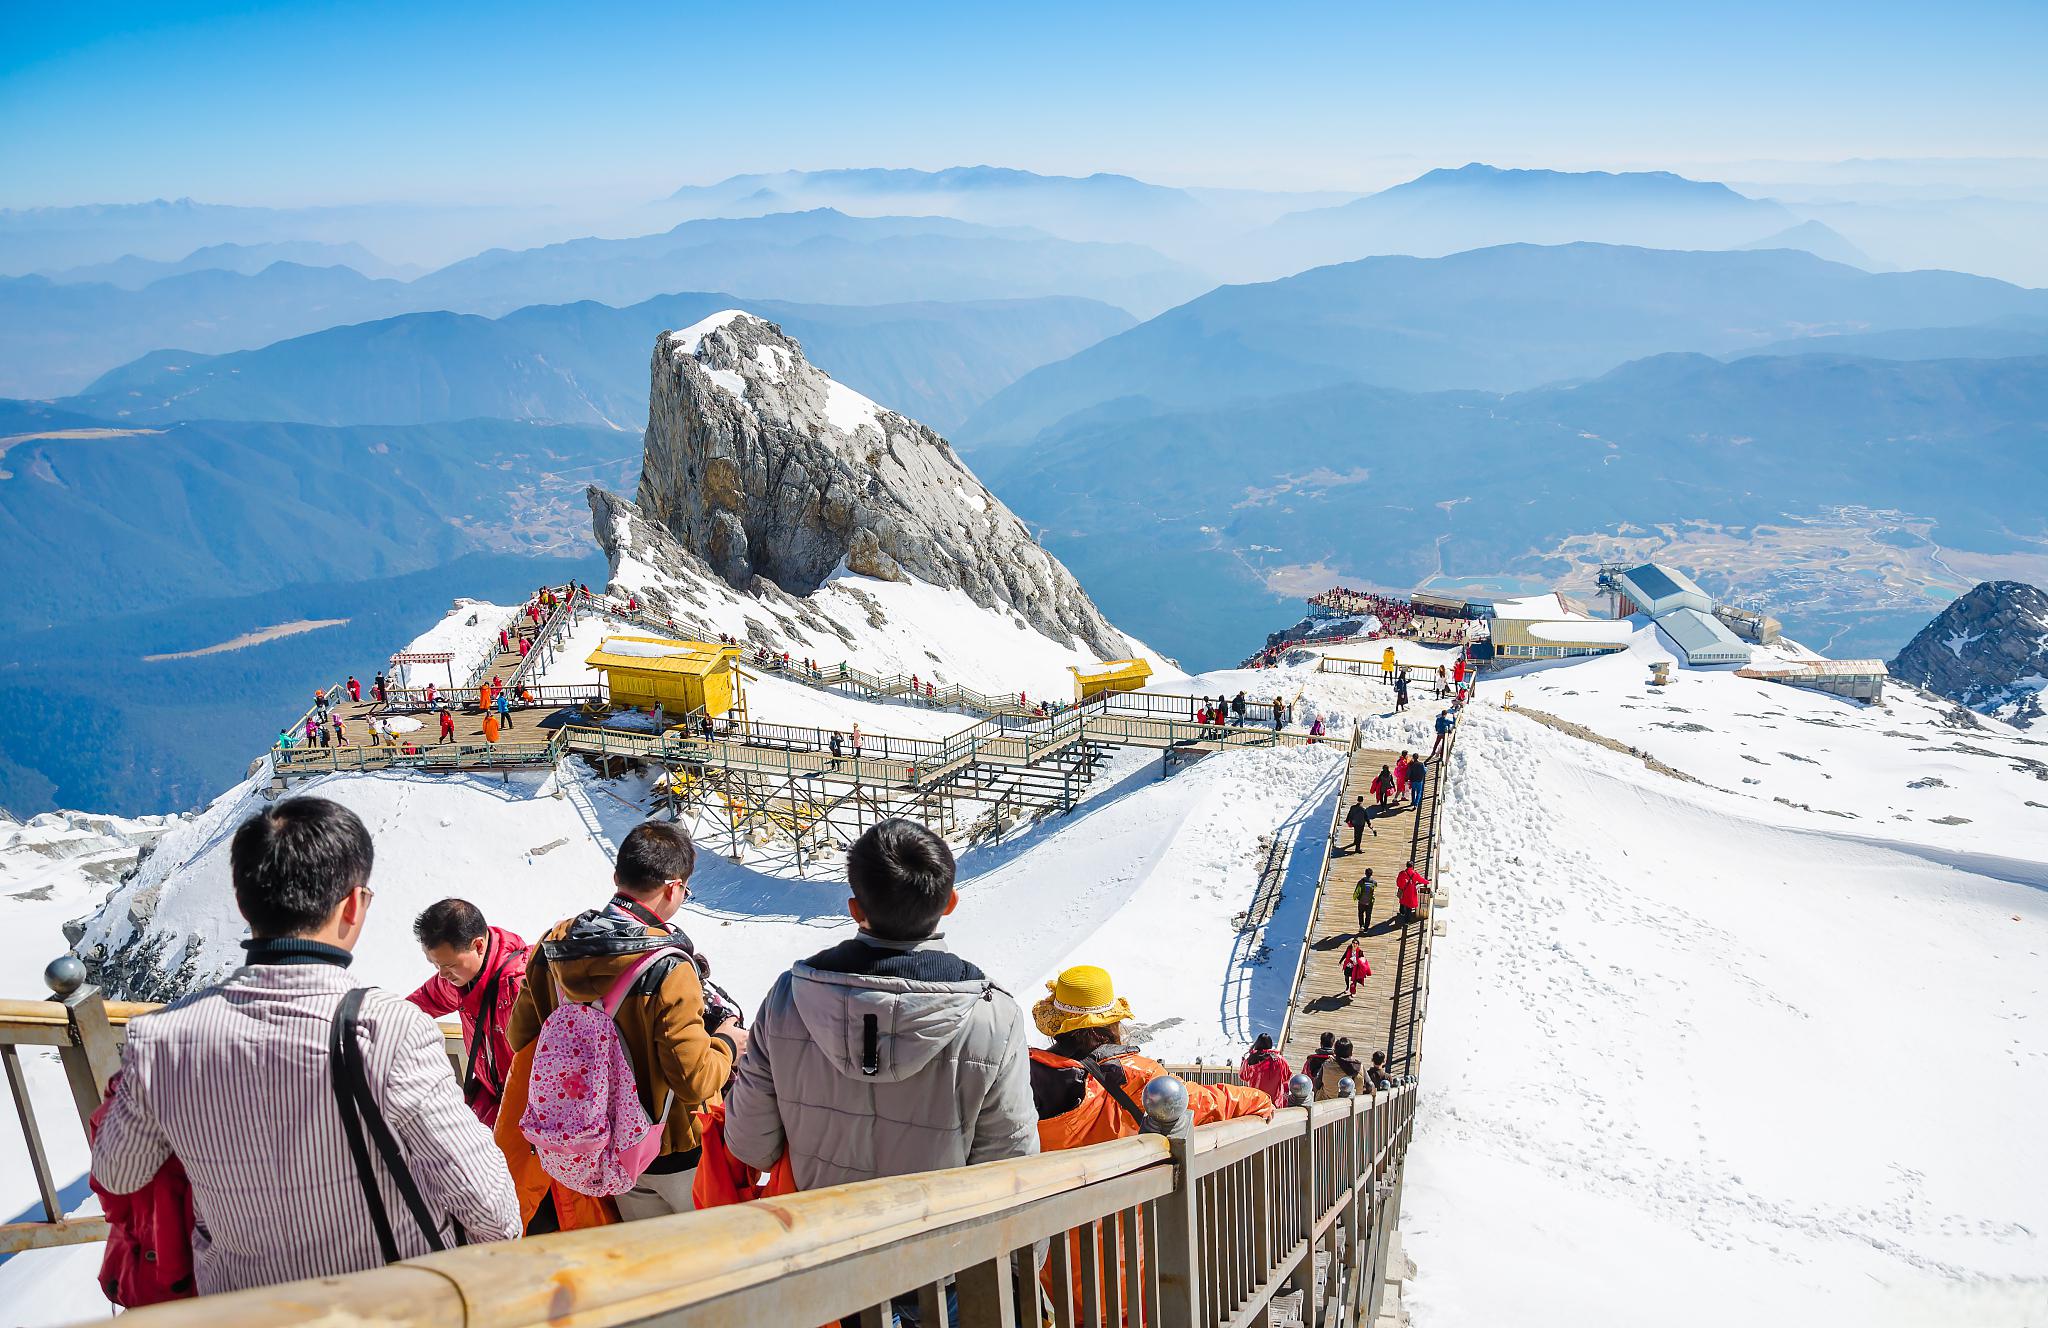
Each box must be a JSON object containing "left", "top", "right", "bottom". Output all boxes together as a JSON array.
[
  {"left": 13, "top": 545, "right": 2048, "bottom": 1327},
  {"left": 666, "top": 309, "right": 750, "bottom": 357},
  {"left": 823, "top": 377, "right": 887, "bottom": 437},
  {"left": 1944, "top": 628, "right": 1984, "bottom": 658},
  {"left": 384, "top": 598, "right": 519, "bottom": 688},
  {"left": 1489, "top": 592, "right": 1580, "bottom": 621},
  {"left": 1383, "top": 650, "right": 2048, "bottom": 1326},
  {"left": 705, "top": 367, "right": 748, "bottom": 401},
  {"left": 0, "top": 810, "right": 182, "bottom": 1323},
  {"left": 1526, "top": 617, "right": 1637, "bottom": 643}
]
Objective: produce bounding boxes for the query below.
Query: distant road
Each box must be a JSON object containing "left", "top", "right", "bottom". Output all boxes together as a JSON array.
[{"left": 144, "top": 618, "right": 350, "bottom": 661}]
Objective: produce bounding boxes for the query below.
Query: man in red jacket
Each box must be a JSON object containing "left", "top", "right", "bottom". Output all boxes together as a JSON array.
[
  {"left": 1396, "top": 860, "right": 1428, "bottom": 927},
  {"left": 407, "top": 899, "right": 529, "bottom": 1126}
]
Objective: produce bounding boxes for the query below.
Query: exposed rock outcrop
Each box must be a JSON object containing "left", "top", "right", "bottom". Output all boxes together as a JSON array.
[
  {"left": 593, "top": 310, "right": 1131, "bottom": 660},
  {"left": 1890, "top": 581, "right": 2048, "bottom": 729}
]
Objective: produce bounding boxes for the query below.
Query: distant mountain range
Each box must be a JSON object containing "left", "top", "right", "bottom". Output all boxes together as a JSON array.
[
  {"left": 0, "top": 401, "right": 634, "bottom": 632},
  {"left": 960, "top": 243, "right": 2048, "bottom": 447},
  {"left": 64, "top": 292, "right": 1133, "bottom": 434},
  {"left": 403, "top": 209, "right": 1203, "bottom": 319},
  {"left": 1735, "top": 219, "right": 1882, "bottom": 269},
  {"left": 978, "top": 351, "right": 2048, "bottom": 667},
  {"left": 1238, "top": 164, "right": 1800, "bottom": 277},
  {"left": 0, "top": 209, "right": 1199, "bottom": 397},
  {"left": 42, "top": 240, "right": 418, "bottom": 287},
  {"left": 662, "top": 165, "right": 1357, "bottom": 256}
]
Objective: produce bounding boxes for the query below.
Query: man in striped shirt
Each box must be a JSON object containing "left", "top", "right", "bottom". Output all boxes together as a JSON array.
[{"left": 91, "top": 797, "right": 521, "bottom": 1295}]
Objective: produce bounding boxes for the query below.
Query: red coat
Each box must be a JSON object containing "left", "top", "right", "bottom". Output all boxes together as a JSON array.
[
  {"left": 89, "top": 1074, "right": 195, "bottom": 1307},
  {"left": 1397, "top": 868, "right": 1427, "bottom": 910},
  {"left": 1453, "top": 659, "right": 1466, "bottom": 684},
  {"left": 407, "top": 926, "right": 528, "bottom": 1125},
  {"left": 1237, "top": 1049, "right": 1293, "bottom": 1106}
]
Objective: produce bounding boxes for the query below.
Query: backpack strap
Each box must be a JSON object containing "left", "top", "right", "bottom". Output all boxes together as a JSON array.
[
  {"left": 459, "top": 940, "right": 511, "bottom": 1105},
  {"left": 603, "top": 947, "right": 682, "bottom": 1017},
  {"left": 329, "top": 987, "right": 453, "bottom": 1263},
  {"left": 1078, "top": 1049, "right": 1154, "bottom": 1131}
]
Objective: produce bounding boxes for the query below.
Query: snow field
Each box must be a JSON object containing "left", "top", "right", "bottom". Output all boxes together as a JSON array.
[
  {"left": 383, "top": 598, "right": 521, "bottom": 689},
  {"left": 1400, "top": 691, "right": 2048, "bottom": 1326}
]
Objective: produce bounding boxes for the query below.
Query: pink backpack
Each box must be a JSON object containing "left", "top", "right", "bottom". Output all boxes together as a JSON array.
[{"left": 520, "top": 948, "right": 679, "bottom": 1196}]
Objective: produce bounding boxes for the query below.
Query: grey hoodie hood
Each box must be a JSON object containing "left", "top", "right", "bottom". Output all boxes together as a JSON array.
[{"left": 788, "top": 935, "right": 997, "bottom": 1084}]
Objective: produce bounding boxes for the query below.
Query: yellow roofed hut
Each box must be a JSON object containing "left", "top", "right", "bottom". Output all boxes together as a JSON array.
[
  {"left": 1071, "top": 658, "right": 1153, "bottom": 701},
  {"left": 586, "top": 636, "right": 743, "bottom": 717}
]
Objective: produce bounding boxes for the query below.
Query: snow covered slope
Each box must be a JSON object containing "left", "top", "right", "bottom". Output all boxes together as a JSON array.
[{"left": 1385, "top": 632, "right": 2048, "bottom": 1326}]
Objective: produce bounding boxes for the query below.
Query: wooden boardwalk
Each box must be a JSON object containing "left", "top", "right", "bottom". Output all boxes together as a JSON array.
[{"left": 1281, "top": 741, "right": 1442, "bottom": 1077}]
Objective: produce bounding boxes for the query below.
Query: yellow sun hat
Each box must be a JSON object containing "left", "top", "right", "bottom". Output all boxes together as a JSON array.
[{"left": 1033, "top": 964, "right": 1135, "bottom": 1038}]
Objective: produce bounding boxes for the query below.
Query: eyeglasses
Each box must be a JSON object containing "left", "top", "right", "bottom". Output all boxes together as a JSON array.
[{"left": 357, "top": 884, "right": 376, "bottom": 904}]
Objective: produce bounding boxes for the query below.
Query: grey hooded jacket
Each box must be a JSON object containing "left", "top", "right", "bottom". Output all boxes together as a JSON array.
[{"left": 723, "top": 932, "right": 1038, "bottom": 1190}]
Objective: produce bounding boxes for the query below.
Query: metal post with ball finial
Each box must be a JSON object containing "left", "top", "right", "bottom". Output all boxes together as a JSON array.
[{"left": 46, "top": 955, "right": 118, "bottom": 1131}]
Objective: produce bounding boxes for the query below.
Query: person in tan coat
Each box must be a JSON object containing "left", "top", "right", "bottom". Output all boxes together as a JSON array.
[{"left": 505, "top": 821, "right": 745, "bottom": 1220}]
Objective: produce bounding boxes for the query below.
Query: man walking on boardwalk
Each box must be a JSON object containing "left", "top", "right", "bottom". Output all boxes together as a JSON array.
[
  {"left": 1355, "top": 867, "right": 1376, "bottom": 933},
  {"left": 1345, "top": 796, "right": 1370, "bottom": 852}
]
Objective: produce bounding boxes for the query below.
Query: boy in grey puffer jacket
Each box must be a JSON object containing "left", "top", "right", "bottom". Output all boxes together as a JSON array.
[{"left": 724, "top": 819, "right": 1037, "bottom": 1190}]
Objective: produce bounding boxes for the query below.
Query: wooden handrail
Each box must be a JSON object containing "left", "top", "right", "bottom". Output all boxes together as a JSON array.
[{"left": 104, "top": 1089, "right": 1415, "bottom": 1328}]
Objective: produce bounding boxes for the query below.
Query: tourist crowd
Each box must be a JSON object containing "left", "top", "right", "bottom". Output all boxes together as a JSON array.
[{"left": 87, "top": 802, "right": 1285, "bottom": 1309}]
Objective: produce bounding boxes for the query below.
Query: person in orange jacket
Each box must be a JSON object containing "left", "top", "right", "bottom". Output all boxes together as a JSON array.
[
  {"left": 1029, "top": 966, "right": 1271, "bottom": 1318},
  {"left": 1029, "top": 965, "right": 1272, "bottom": 1150}
]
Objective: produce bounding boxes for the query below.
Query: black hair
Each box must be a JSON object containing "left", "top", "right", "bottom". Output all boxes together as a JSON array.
[
  {"left": 1334, "top": 1036, "right": 1355, "bottom": 1059},
  {"left": 846, "top": 818, "right": 955, "bottom": 942},
  {"left": 1051, "top": 1024, "right": 1122, "bottom": 1060},
  {"left": 413, "top": 898, "right": 487, "bottom": 951},
  {"left": 616, "top": 821, "right": 697, "bottom": 898},
  {"left": 1318, "top": 1031, "right": 1335, "bottom": 1050},
  {"left": 1254, "top": 1032, "right": 1273, "bottom": 1051},
  {"left": 231, "top": 797, "right": 373, "bottom": 938}
]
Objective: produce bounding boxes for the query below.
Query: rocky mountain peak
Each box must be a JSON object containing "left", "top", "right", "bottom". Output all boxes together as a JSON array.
[
  {"left": 595, "top": 310, "right": 1131, "bottom": 659},
  {"left": 1890, "top": 580, "right": 2048, "bottom": 729}
]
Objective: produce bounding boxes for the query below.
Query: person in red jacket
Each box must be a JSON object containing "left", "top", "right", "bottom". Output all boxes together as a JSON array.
[
  {"left": 407, "top": 900, "right": 529, "bottom": 1126},
  {"left": 1396, "top": 860, "right": 1428, "bottom": 927},
  {"left": 345, "top": 675, "right": 361, "bottom": 703},
  {"left": 1237, "top": 1033, "right": 1291, "bottom": 1106},
  {"left": 1370, "top": 763, "right": 1396, "bottom": 811},
  {"left": 439, "top": 707, "right": 456, "bottom": 743}
]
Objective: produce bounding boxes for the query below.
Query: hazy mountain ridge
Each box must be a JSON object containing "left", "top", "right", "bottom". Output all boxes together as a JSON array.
[
  {"left": 62, "top": 292, "right": 1135, "bottom": 434},
  {"left": 961, "top": 243, "right": 2048, "bottom": 447},
  {"left": 0, "top": 209, "right": 1196, "bottom": 398},
  {"left": 978, "top": 350, "right": 2048, "bottom": 666},
  {"left": 1241, "top": 163, "right": 1797, "bottom": 276},
  {"left": 40, "top": 240, "right": 417, "bottom": 287},
  {"left": 0, "top": 402, "right": 633, "bottom": 632}
]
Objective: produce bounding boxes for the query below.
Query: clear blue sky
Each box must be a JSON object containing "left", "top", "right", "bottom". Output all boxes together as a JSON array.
[{"left": 2, "top": 0, "right": 2043, "bottom": 207}]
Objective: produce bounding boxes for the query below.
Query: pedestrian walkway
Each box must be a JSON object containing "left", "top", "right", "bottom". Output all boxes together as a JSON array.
[{"left": 1281, "top": 742, "right": 1443, "bottom": 1077}]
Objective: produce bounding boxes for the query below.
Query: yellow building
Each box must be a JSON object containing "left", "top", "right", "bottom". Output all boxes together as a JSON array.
[
  {"left": 1070, "top": 658, "right": 1153, "bottom": 701},
  {"left": 586, "top": 636, "right": 744, "bottom": 717}
]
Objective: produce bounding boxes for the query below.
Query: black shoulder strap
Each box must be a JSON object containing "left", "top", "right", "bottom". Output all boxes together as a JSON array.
[
  {"left": 330, "top": 987, "right": 452, "bottom": 1262},
  {"left": 459, "top": 944, "right": 515, "bottom": 1101},
  {"left": 1079, "top": 1051, "right": 1151, "bottom": 1130}
]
